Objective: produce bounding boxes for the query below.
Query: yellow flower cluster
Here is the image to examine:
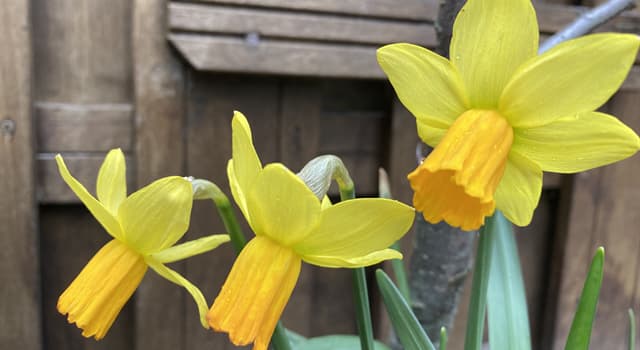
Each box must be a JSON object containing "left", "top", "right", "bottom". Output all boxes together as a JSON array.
[{"left": 54, "top": 0, "right": 639, "bottom": 348}]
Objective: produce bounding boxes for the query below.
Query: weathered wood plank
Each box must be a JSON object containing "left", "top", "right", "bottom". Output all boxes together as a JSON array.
[
  {"left": 36, "top": 102, "right": 133, "bottom": 152},
  {"left": 169, "top": 3, "right": 435, "bottom": 46},
  {"left": 188, "top": 0, "right": 438, "bottom": 21},
  {"left": 33, "top": 0, "right": 132, "bottom": 103},
  {"left": 37, "top": 154, "right": 135, "bottom": 203},
  {"left": 277, "top": 80, "right": 322, "bottom": 336},
  {"left": 170, "top": 34, "right": 384, "bottom": 79},
  {"left": 133, "top": 0, "right": 187, "bottom": 348},
  {"left": 170, "top": 34, "right": 640, "bottom": 85},
  {"left": 552, "top": 90, "right": 640, "bottom": 350},
  {"left": 0, "top": 1, "right": 41, "bottom": 349},
  {"left": 40, "top": 206, "right": 134, "bottom": 350}
]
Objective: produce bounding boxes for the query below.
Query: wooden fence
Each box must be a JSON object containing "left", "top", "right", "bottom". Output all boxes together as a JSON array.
[{"left": 0, "top": 0, "right": 639, "bottom": 349}]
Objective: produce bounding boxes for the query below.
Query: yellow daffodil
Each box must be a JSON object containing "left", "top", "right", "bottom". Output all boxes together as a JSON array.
[
  {"left": 207, "top": 112, "right": 415, "bottom": 350},
  {"left": 55, "top": 149, "right": 229, "bottom": 339},
  {"left": 377, "top": 0, "right": 640, "bottom": 230}
]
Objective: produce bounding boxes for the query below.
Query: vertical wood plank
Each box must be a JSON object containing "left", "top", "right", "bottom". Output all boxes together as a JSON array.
[
  {"left": 278, "top": 79, "right": 322, "bottom": 336},
  {"left": 0, "top": 1, "right": 41, "bottom": 349},
  {"left": 553, "top": 91, "right": 640, "bottom": 350},
  {"left": 133, "top": 0, "right": 186, "bottom": 349},
  {"left": 184, "top": 73, "right": 280, "bottom": 349},
  {"left": 33, "top": 0, "right": 132, "bottom": 103}
]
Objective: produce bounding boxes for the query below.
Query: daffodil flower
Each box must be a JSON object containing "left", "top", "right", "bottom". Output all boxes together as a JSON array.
[
  {"left": 377, "top": 0, "right": 640, "bottom": 230},
  {"left": 55, "top": 149, "right": 229, "bottom": 339},
  {"left": 207, "top": 112, "right": 415, "bottom": 350}
]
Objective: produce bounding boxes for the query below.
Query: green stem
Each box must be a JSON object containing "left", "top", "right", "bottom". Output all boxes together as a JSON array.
[
  {"left": 390, "top": 241, "right": 410, "bottom": 302},
  {"left": 378, "top": 169, "right": 410, "bottom": 302},
  {"left": 353, "top": 267, "right": 375, "bottom": 350},
  {"left": 340, "top": 186, "right": 375, "bottom": 350},
  {"left": 630, "top": 309, "right": 636, "bottom": 350},
  {"left": 191, "top": 179, "right": 291, "bottom": 350},
  {"left": 463, "top": 215, "right": 495, "bottom": 350},
  {"left": 440, "top": 327, "right": 448, "bottom": 350},
  {"left": 214, "top": 200, "right": 247, "bottom": 254}
]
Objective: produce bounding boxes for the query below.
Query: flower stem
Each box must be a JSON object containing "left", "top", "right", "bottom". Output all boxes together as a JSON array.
[
  {"left": 463, "top": 215, "right": 495, "bottom": 350},
  {"left": 191, "top": 179, "right": 247, "bottom": 253},
  {"left": 339, "top": 186, "right": 375, "bottom": 350},
  {"left": 191, "top": 178, "right": 291, "bottom": 350}
]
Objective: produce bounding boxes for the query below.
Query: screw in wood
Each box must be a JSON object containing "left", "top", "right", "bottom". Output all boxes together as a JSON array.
[{"left": 1, "top": 119, "right": 16, "bottom": 136}]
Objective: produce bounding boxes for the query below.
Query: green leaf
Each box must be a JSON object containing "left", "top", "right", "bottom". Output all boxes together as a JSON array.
[
  {"left": 564, "top": 247, "right": 605, "bottom": 350},
  {"left": 629, "top": 309, "right": 636, "bottom": 350},
  {"left": 294, "top": 335, "right": 390, "bottom": 350},
  {"left": 487, "top": 211, "right": 531, "bottom": 350},
  {"left": 375, "top": 269, "right": 436, "bottom": 350},
  {"left": 463, "top": 214, "right": 496, "bottom": 350}
]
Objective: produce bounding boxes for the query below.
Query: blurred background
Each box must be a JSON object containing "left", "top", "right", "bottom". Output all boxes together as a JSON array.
[{"left": 1, "top": 0, "right": 638, "bottom": 349}]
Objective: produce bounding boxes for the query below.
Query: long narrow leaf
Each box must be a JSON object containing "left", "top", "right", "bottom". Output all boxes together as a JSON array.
[
  {"left": 376, "top": 269, "right": 436, "bottom": 350},
  {"left": 463, "top": 215, "right": 496, "bottom": 350},
  {"left": 487, "top": 211, "right": 531, "bottom": 350},
  {"left": 564, "top": 247, "right": 605, "bottom": 350}
]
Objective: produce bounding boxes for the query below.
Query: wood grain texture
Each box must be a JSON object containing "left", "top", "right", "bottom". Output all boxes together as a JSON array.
[
  {"left": 133, "top": 0, "right": 187, "bottom": 348},
  {"left": 169, "top": 3, "right": 435, "bottom": 46},
  {"left": 37, "top": 153, "right": 135, "bottom": 203},
  {"left": 36, "top": 102, "right": 133, "bottom": 152},
  {"left": 170, "top": 34, "right": 385, "bottom": 79},
  {"left": 552, "top": 91, "right": 640, "bottom": 350},
  {"left": 188, "top": 0, "right": 438, "bottom": 21},
  {"left": 0, "top": 1, "right": 41, "bottom": 349},
  {"left": 40, "top": 206, "right": 134, "bottom": 350},
  {"left": 277, "top": 80, "right": 322, "bottom": 336},
  {"left": 33, "top": 0, "right": 132, "bottom": 103}
]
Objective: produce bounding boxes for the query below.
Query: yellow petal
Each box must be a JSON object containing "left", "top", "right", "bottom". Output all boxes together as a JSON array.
[
  {"left": 55, "top": 154, "right": 123, "bottom": 240},
  {"left": 247, "top": 163, "right": 321, "bottom": 246},
  {"left": 302, "top": 249, "right": 403, "bottom": 268},
  {"left": 149, "top": 234, "right": 230, "bottom": 263},
  {"left": 377, "top": 43, "right": 467, "bottom": 130},
  {"left": 500, "top": 33, "right": 640, "bottom": 128},
  {"left": 227, "top": 159, "right": 251, "bottom": 223},
  {"left": 512, "top": 112, "right": 640, "bottom": 173},
  {"left": 58, "top": 240, "right": 147, "bottom": 340},
  {"left": 417, "top": 119, "right": 447, "bottom": 148},
  {"left": 208, "top": 237, "right": 301, "bottom": 350},
  {"left": 96, "top": 148, "right": 127, "bottom": 216},
  {"left": 230, "top": 111, "right": 262, "bottom": 214},
  {"left": 494, "top": 151, "right": 542, "bottom": 227},
  {"left": 146, "top": 258, "right": 211, "bottom": 328},
  {"left": 293, "top": 198, "right": 414, "bottom": 259},
  {"left": 118, "top": 176, "right": 193, "bottom": 254},
  {"left": 450, "top": 0, "right": 538, "bottom": 108}
]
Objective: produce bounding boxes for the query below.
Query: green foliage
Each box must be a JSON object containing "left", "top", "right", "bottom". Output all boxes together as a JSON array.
[
  {"left": 376, "top": 269, "right": 436, "bottom": 350},
  {"left": 487, "top": 211, "right": 531, "bottom": 350},
  {"left": 564, "top": 247, "right": 605, "bottom": 350},
  {"left": 292, "top": 335, "right": 390, "bottom": 350}
]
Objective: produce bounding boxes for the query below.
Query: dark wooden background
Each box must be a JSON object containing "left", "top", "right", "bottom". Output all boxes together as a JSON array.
[{"left": 1, "top": 0, "right": 638, "bottom": 349}]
